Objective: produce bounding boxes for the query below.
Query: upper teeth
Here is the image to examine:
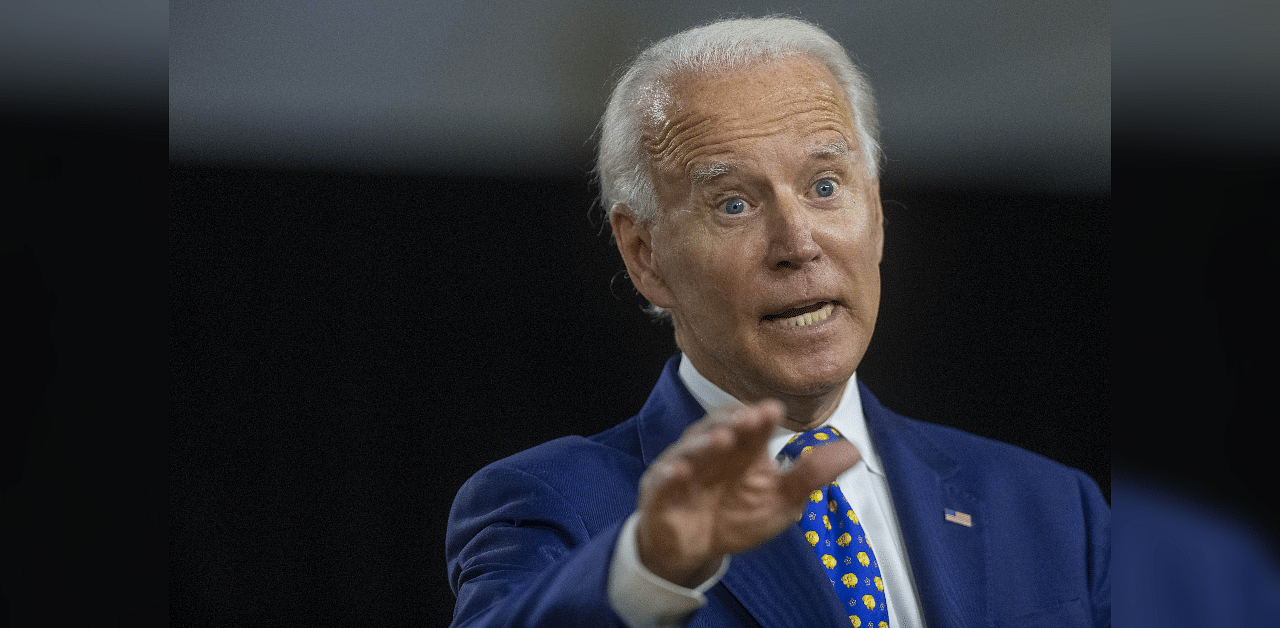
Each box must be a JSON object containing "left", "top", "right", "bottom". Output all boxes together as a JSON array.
[{"left": 777, "top": 303, "right": 834, "bottom": 327}]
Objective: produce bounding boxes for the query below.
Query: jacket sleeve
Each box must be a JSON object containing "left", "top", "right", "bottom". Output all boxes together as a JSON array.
[{"left": 446, "top": 464, "right": 629, "bottom": 627}]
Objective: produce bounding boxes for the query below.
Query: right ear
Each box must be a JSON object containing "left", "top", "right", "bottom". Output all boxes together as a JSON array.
[{"left": 609, "top": 204, "right": 676, "bottom": 310}]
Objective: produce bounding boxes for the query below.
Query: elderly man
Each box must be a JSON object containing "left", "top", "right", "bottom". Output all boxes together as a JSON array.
[{"left": 446, "top": 17, "right": 1109, "bottom": 628}]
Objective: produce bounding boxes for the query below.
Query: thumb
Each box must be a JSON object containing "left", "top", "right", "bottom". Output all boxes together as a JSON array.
[{"left": 777, "top": 439, "right": 861, "bottom": 503}]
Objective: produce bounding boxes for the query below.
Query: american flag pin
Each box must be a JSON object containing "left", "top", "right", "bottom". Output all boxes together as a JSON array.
[{"left": 944, "top": 508, "right": 973, "bottom": 527}]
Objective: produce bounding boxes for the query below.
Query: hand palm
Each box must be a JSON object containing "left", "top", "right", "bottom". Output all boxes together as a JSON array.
[{"left": 636, "top": 401, "right": 858, "bottom": 587}]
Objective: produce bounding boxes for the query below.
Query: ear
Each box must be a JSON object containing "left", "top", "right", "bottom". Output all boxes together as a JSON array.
[
  {"left": 609, "top": 204, "right": 676, "bottom": 309},
  {"left": 867, "top": 177, "right": 885, "bottom": 264}
]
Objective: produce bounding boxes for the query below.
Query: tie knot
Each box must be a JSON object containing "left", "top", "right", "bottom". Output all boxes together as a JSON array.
[{"left": 779, "top": 426, "right": 844, "bottom": 461}]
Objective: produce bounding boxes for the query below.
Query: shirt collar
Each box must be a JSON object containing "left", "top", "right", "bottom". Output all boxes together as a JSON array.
[{"left": 676, "top": 353, "right": 883, "bottom": 477}]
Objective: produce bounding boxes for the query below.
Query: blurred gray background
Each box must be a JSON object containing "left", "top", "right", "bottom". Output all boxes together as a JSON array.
[{"left": 166, "top": 1, "right": 1111, "bottom": 192}]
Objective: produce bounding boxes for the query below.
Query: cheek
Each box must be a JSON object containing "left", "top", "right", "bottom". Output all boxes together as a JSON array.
[
  {"left": 835, "top": 197, "right": 882, "bottom": 252},
  {"left": 657, "top": 221, "right": 717, "bottom": 280},
  {"left": 676, "top": 251, "right": 734, "bottom": 298},
  {"left": 658, "top": 241, "right": 744, "bottom": 311}
]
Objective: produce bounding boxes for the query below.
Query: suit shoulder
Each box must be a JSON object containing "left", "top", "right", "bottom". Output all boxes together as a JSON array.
[
  {"left": 475, "top": 418, "right": 642, "bottom": 480},
  {"left": 896, "top": 414, "right": 1104, "bottom": 495},
  {"left": 451, "top": 419, "right": 646, "bottom": 524},
  {"left": 902, "top": 416, "right": 1058, "bottom": 465}
]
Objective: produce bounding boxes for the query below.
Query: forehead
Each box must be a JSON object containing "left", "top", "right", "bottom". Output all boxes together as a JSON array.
[{"left": 642, "top": 55, "right": 858, "bottom": 176}]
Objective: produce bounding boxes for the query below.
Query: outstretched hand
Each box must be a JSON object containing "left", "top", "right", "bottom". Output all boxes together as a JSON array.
[{"left": 635, "top": 400, "right": 860, "bottom": 588}]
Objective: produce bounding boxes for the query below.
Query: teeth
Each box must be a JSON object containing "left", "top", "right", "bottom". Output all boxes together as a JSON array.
[{"left": 777, "top": 303, "right": 834, "bottom": 327}]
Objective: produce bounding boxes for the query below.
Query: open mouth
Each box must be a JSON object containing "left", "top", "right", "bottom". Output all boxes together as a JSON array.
[{"left": 761, "top": 301, "right": 835, "bottom": 327}]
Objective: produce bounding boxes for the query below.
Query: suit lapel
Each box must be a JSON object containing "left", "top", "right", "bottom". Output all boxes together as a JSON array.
[
  {"left": 719, "top": 525, "right": 850, "bottom": 627},
  {"left": 861, "top": 382, "right": 989, "bottom": 628},
  {"left": 635, "top": 356, "right": 705, "bottom": 467}
]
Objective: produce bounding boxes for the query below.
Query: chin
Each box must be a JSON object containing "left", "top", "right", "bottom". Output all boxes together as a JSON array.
[
  {"left": 764, "top": 358, "right": 857, "bottom": 398},
  {"left": 790, "top": 378, "right": 848, "bottom": 398}
]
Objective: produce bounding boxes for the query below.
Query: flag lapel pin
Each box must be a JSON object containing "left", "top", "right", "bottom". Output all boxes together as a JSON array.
[{"left": 944, "top": 508, "right": 973, "bottom": 527}]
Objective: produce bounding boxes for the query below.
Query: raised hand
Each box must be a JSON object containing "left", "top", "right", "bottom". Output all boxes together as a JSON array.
[{"left": 635, "top": 400, "right": 859, "bottom": 588}]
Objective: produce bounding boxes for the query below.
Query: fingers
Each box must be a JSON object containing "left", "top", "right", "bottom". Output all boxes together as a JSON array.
[
  {"left": 669, "top": 401, "right": 782, "bottom": 472},
  {"left": 640, "top": 400, "right": 784, "bottom": 506},
  {"left": 777, "top": 438, "right": 860, "bottom": 505},
  {"left": 701, "top": 400, "right": 783, "bottom": 460},
  {"left": 682, "top": 399, "right": 783, "bottom": 443},
  {"left": 635, "top": 401, "right": 785, "bottom": 583},
  {"left": 635, "top": 400, "right": 863, "bottom": 581}
]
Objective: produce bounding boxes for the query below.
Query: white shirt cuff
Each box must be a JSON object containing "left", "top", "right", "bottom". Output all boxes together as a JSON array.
[{"left": 607, "top": 512, "right": 731, "bottom": 628}]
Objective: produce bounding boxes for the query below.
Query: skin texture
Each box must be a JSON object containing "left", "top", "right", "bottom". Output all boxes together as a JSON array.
[{"left": 610, "top": 55, "right": 882, "bottom": 587}]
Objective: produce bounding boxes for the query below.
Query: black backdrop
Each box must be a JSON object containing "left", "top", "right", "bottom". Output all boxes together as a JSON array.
[
  {"left": 20, "top": 124, "right": 1280, "bottom": 625},
  {"left": 9, "top": 108, "right": 1171, "bottom": 626},
  {"left": 11, "top": 31, "right": 1280, "bottom": 628},
  {"left": 167, "top": 162, "right": 1110, "bottom": 625}
]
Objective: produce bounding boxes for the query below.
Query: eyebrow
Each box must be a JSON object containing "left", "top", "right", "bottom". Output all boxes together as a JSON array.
[
  {"left": 686, "top": 140, "right": 852, "bottom": 183},
  {"left": 689, "top": 161, "right": 733, "bottom": 183},
  {"left": 811, "top": 140, "right": 849, "bottom": 159}
]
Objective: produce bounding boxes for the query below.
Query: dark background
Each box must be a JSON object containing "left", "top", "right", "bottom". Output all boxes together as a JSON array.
[
  {"left": 5, "top": 0, "right": 1278, "bottom": 625},
  {"left": 166, "top": 164, "right": 1110, "bottom": 626}
]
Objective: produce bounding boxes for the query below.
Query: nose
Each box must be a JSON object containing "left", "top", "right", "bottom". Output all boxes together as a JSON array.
[{"left": 766, "top": 194, "right": 822, "bottom": 270}]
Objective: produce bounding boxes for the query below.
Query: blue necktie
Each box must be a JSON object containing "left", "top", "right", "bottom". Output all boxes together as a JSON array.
[{"left": 780, "top": 427, "right": 890, "bottom": 628}]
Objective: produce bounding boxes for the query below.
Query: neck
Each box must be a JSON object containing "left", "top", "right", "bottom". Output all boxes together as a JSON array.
[
  {"left": 675, "top": 348, "right": 853, "bottom": 432},
  {"left": 708, "top": 368, "right": 849, "bottom": 432},
  {"left": 775, "top": 381, "right": 848, "bottom": 431}
]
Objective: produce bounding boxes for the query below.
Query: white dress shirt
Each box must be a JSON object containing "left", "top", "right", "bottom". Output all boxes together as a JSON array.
[{"left": 608, "top": 355, "right": 928, "bottom": 627}]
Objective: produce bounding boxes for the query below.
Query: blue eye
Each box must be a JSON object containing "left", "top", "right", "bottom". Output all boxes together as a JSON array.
[
  {"left": 721, "top": 198, "right": 747, "bottom": 214},
  {"left": 814, "top": 179, "right": 836, "bottom": 198}
]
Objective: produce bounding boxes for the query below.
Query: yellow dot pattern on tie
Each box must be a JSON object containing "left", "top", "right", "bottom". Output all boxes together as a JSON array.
[{"left": 780, "top": 426, "right": 891, "bottom": 627}]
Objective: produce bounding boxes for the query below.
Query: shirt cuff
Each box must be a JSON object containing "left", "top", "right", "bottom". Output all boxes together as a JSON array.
[{"left": 607, "top": 512, "right": 731, "bottom": 628}]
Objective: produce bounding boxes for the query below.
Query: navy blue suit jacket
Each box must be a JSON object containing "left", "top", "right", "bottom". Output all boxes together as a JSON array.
[{"left": 446, "top": 356, "right": 1110, "bottom": 626}]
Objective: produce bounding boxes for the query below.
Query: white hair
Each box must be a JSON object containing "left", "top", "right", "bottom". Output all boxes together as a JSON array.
[{"left": 596, "top": 16, "right": 882, "bottom": 226}]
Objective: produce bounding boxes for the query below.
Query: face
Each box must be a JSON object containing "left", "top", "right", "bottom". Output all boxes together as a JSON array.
[{"left": 612, "top": 55, "right": 884, "bottom": 413}]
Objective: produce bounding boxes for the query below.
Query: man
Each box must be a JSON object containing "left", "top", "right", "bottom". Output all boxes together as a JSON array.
[{"left": 446, "top": 17, "right": 1109, "bottom": 627}]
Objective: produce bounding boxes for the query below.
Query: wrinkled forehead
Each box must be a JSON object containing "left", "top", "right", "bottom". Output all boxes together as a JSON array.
[{"left": 639, "top": 55, "right": 860, "bottom": 175}]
